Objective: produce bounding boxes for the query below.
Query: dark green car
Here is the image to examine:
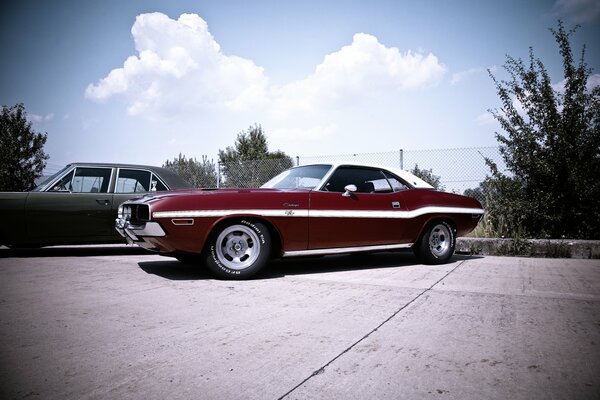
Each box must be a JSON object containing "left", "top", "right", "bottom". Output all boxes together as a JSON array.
[{"left": 0, "top": 163, "right": 192, "bottom": 248}]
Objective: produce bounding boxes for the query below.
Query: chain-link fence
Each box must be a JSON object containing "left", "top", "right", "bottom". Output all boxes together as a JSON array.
[
  {"left": 216, "top": 147, "right": 506, "bottom": 204},
  {"left": 218, "top": 157, "right": 295, "bottom": 188},
  {"left": 298, "top": 147, "right": 506, "bottom": 195}
]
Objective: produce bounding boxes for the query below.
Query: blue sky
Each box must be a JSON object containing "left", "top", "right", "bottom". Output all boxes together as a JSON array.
[{"left": 1, "top": 0, "right": 599, "bottom": 173}]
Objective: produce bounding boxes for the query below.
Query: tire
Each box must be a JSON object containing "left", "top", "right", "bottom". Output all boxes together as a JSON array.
[
  {"left": 204, "top": 220, "right": 271, "bottom": 279},
  {"left": 414, "top": 220, "right": 456, "bottom": 264}
]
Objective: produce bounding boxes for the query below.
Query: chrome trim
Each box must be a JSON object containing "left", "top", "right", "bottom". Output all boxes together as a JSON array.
[
  {"left": 342, "top": 184, "right": 357, "bottom": 197},
  {"left": 115, "top": 219, "right": 166, "bottom": 239},
  {"left": 282, "top": 243, "right": 413, "bottom": 257},
  {"left": 172, "top": 218, "right": 194, "bottom": 226}
]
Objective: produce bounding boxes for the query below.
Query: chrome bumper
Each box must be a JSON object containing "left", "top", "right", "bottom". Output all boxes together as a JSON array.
[{"left": 115, "top": 218, "right": 166, "bottom": 242}]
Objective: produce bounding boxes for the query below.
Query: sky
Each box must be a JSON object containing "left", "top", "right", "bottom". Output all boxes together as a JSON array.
[{"left": 1, "top": 0, "right": 599, "bottom": 174}]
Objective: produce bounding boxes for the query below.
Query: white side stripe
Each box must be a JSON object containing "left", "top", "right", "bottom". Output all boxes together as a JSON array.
[
  {"left": 310, "top": 207, "right": 483, "bottom": 219},
  {"left": 153, "top": 207, "right": 483, "bottom": 219},
  {"left": 153, "top": 209, "right": 310, "bottom": 219}
]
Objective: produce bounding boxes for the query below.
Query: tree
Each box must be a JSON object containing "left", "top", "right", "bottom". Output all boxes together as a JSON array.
[
  {"left": 486, "top": 21, "right": 600, "bottom": 239},
  {"left": 463, "top": 181, "right": 488, "bottom": 207},
  {"left": 0, "top": 103, "right": 49, "bottom": 191},
  {"left": 410, "top": 164, "right": 445, "bottom": 191},
  {"left": 163, "top": 153, "right": 217, "bottom": 188},
  {"left": 218, "top": 124, "right": 294, "bottom": 187}
]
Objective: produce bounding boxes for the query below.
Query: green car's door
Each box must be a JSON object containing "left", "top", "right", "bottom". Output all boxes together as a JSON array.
[{"left": 26, "top": 167, "right": 115, "bottom": 242}]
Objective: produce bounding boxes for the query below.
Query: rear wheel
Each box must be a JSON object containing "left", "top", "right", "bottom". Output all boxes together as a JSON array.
[
  {"left": 414, "top": 220, "right": 456, "bottom": 264},
  {"left": 204, "top": 220, "right": 271, "bottom": 279}
]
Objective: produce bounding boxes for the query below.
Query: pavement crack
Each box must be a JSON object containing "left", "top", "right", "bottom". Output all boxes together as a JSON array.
[{"left": 277, "top": 259, "right": 468, "bottom": 400}]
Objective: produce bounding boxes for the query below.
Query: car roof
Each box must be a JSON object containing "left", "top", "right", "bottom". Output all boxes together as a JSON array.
[{"left": 299, "top": 161, "right": 434, "bottom": 189}]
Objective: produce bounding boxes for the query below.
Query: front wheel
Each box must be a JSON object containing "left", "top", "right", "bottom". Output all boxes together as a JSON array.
[
  {"left": 414, "top": 220, "right": 456, "bottom": 264},
  {"left": 204, "top": 220, "right": 271, "bottom": 279}
]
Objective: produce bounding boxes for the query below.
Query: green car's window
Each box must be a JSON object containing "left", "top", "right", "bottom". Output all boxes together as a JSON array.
[
  {"left": 50, "top": 167, "right": 111, "bottom": 193},
  {"left": 70, "top": 168, "right": 112, "bottom": 193},
  {"left": 116, "top": 169, "right": 151, "bottom": 193},
  {"left": 115, "top": 169, "right": 168, "bottom": 193},
  {"left": 50, "top": 170, "right": 75, "bottom": 192},
  {"left": 152, "top": 174, "right": 168, "bottom": 191}
]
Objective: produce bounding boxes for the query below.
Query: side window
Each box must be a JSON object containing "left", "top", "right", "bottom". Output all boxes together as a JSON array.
[
  {"left": 323, "top": 167, "right": 392, "bottom": 193},
  {"left": 151, "top": 174, "right": 168, "bottom": 192},
  {"left": 50, "top": 170, "right": 75, "bottom": 192},
  {"left": 48, "top": 168, "right": 111, "bottom": 193},
  {"left": 116, "top": 169, "right": 151, "bottom": 193},
  {"left": 70, "top": 168, "right": 111, "bottom": 193},
  {"left": 115, "top": 169, "right": 169, "bottom": 193},
  {"left": 383, "top": 172, "right": 410, "bottom": 191}
]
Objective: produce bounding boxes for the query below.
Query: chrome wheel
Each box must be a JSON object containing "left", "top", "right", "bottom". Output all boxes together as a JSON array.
[
  {"left": 428, "top": 223, "right": 452, "bottom": 258},
  {"left": 414, "top": 220, "right": 456, "bottom": 265},
  {"left": 215, "top": 224, "right": 261, "bottom": 271}
]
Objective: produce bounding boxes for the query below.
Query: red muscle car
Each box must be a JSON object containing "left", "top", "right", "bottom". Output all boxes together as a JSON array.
[{"left": 116, "top": 163, "right": 484, "bottom": 279}]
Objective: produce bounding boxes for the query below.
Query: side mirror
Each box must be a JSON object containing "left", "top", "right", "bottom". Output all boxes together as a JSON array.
[{"left": 342, "top": 184, "right": 357, "bottom": 197}]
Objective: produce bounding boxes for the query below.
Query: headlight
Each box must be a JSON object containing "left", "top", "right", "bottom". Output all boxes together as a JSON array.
[{"left": 124, "top": 206, "right": 132, "bottom": 220}]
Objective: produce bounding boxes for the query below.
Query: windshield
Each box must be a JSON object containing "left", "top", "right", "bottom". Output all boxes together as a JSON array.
[
  {"left": 31, "top": 165, "right": 72, "bottom": 192},
  {"left": 261, "top": 164, "right": 332, "bottom": 189}
]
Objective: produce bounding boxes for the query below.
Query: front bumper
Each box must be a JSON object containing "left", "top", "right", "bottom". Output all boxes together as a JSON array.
[{"left": 115, "top": 218, "right": 166, "bottom": 242}]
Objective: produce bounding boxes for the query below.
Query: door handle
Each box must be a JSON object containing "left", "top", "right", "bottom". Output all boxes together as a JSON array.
[
  {"left": 96, "top": 199, "right": 110, "bottom": 206},
  {"left": 392, "top": 201, "right": 400, "bottom": 208}
]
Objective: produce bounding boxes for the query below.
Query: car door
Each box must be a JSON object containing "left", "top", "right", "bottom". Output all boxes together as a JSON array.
[
  {"left": 308, "top": 166, "right": 411, "bottom": 249},
  {"left": 26, "top": 167, "right": 115, "bottom": 241}
]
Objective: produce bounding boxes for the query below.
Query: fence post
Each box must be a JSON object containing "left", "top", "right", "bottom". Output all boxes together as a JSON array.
[
  {"left": 399, "top": 149, "right": 404, "bottom": 170},
  {"left": 216, "top": 162, "right": 220, "bottom": 188}
]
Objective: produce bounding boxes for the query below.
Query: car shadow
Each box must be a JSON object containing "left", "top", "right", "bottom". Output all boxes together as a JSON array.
[
  {"left": 0, "top": 245, "right": 149, "bottom": 258},
  {"left": 139, "top": 259, "right": 214, "bottom": 280},
  {"left": 138, "top": 252, "right": 482, "bottom": 281}
]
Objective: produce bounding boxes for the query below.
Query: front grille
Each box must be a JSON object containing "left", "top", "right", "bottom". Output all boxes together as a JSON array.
[{"left": 125, "top": 204, "right": 150, "bottom": 224}]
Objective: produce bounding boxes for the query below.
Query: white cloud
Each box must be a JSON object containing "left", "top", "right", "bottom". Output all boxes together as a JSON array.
[
  {"left": 29, "top": 113, "right": 54, "bottom": 123},
  {"left": 476, "top": 112, "right": 496, "bottom": 126},
  {"left": 312, "top": 33, "right": 445, "bottom": 91},
  {"left": 85, "top": 13, "right": 447, "bottom": 153},
  {"left": 450, "top": 66, "right": 499, "bottom": 86},
  {"left": 270, "top": 33, "right": 445, "bottom": 112},
  {"left": 263, "top": 33, "right": 445, "bottom": 147},
  {"left": 85, "top": 13, "right": 268, "bottom": 116},
  {"left": 553, "top": 0, "right": 600, "bottom": 23},
  {"left": 450, "top": 68, "right": 485, "bottom": 86},
  {"left": 552, "top": 73, "right": 600, "bottom": 93},
  {"left": 587, "top": 74, "right": 600, "bottom": 91}
]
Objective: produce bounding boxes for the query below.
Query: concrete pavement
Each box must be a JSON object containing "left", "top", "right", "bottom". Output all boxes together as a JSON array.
[{"left": 0, "top": 248, "right": 598, "bottom": 399}]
